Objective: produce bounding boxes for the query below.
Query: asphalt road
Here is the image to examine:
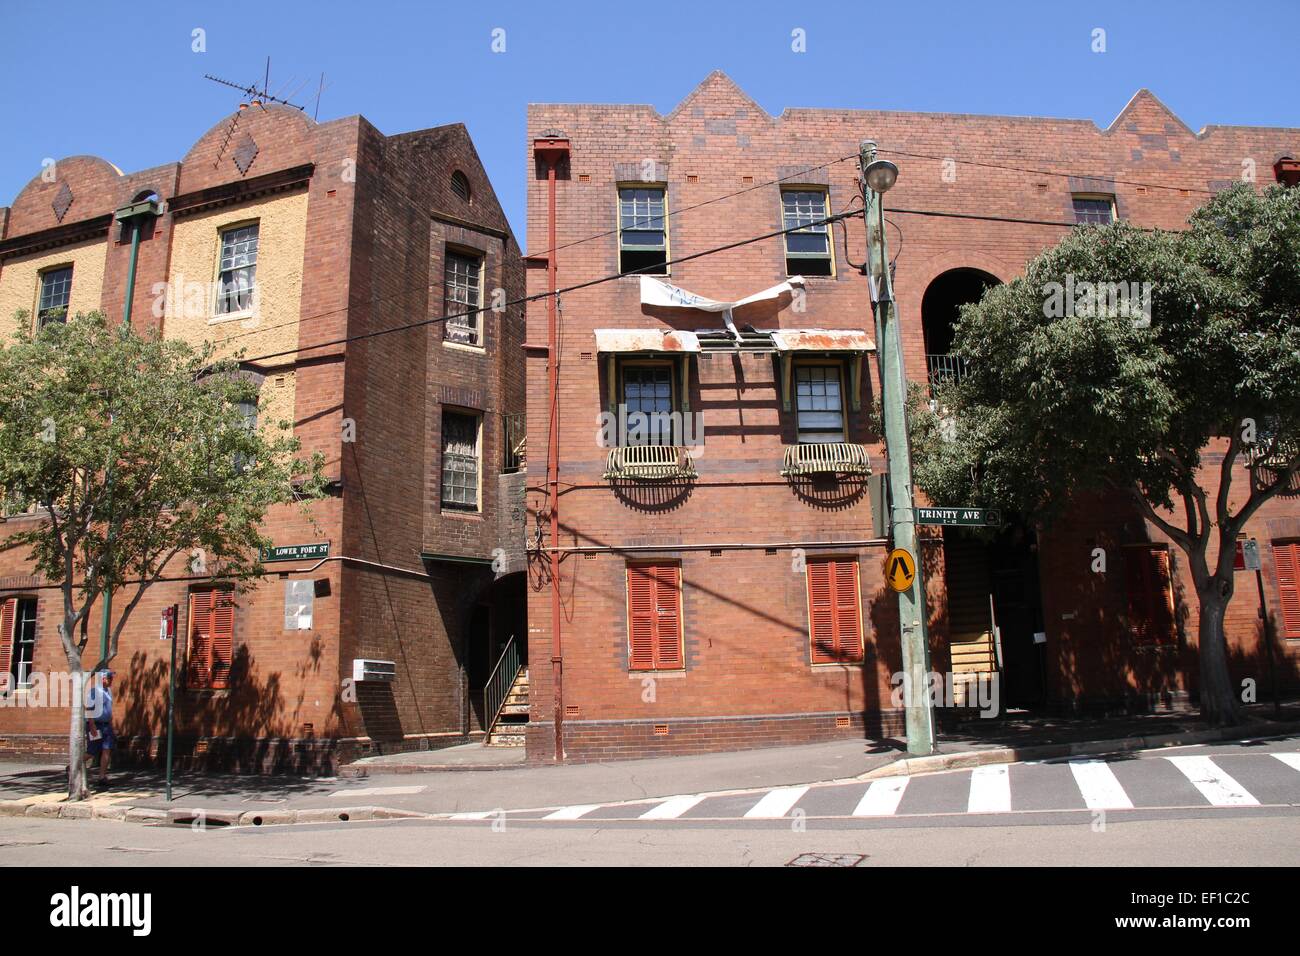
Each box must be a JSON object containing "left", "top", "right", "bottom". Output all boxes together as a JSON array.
[{"left": 0, "top": 738, "right": 1295, "bottom": 866}]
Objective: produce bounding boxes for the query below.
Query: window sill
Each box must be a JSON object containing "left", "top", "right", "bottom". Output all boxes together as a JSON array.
[
  {"left": 440, "top": 508, "right": 484, "bottom": 520},
  {"left": 442, "top": 339, "right": 487, "bottom": 354},
  {"left": 208, "top": 310, "right": 258, "bottom": 326},
  {"left": 627, "top": 668, "right": 686, "bottom": 676},
  {"left": 811, "top": 660, "right": 866, "bottom": 669}
]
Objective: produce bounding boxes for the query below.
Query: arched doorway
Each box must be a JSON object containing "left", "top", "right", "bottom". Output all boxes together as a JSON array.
[
  {"left": 920, "top": 268, "right": 998, "bottom": 388},
  {"left": 920, "top": 267, "right": 1048, "bottom": 710}
]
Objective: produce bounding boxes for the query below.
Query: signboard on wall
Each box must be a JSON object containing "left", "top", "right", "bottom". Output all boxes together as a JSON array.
[{"left": 261, "top": 542, "right": 330, "bottom": 563}]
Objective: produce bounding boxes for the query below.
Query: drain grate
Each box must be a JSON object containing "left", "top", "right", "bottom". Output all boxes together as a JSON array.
[{"left": 786, "top": 853, "right": 868, "bottom": 868}]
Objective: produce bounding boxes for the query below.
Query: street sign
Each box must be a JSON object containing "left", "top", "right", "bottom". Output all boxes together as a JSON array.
[
  {"left": 1235, "top": 538, "right": 1261, "bottom": 572},
  {"left": 916, "top": 507, "right": 1002, "bottom": 527},
  {"left": 260, "top": 542, "right": 330, "bottom": 563},
  {"left": 885, "top": 548, "right": 916, "bottom": 592},
  {"left": 158, "top": 606, "right": 176, "bottom": 641}
]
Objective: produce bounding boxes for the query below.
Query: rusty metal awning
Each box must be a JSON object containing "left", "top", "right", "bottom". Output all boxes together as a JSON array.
[
  {"left": 771, "top": 330, "right": 875, "bottom": 352},
  {"left": 594, "top": 329, "right": 701, "bottom": 353}
]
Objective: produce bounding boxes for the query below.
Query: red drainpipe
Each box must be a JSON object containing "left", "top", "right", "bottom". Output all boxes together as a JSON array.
[{"left": 533, "top": 135, "right": 569, "bottom": 763}]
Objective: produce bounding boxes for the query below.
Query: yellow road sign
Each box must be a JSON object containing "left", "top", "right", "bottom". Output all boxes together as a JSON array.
[{"left": 885, "top": 548, "right": 916, "bottom": 592}]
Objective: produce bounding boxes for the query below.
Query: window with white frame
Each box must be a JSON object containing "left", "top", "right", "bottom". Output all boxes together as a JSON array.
[
  {"left": 795, "top": 364, "right": 845, "bottom": 443},
  {"left": 782, "top": 189, "right": 832, "bottom": 276},
  {"left": 217, "top": 223, "right": 259, "bottom": 316},
  {"left": 618, "top": 187, "right": 668, "bottom": 275},
  {"left": 441, "top": 410, "right": 481, "bottom": 511},
  {"left": 444, "top": 251, "right": 484, "bottom": 346}
]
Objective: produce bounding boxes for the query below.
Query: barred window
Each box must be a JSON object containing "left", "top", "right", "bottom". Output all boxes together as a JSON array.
[
  {"left": 37, "top": 267, "right": 73, "bottom": 327},
  {"left": 795, "top": 364, "right": 845, "bottom": 443},
  {"left": 782, "top": 190, "right": 831, "bottom": 275},
  {"left": 217, "top": 223, "right": 259, "bottom": 315},
  {"left": 444, "top": 252, "right": 483, "bottom": 346},
  {"left": 618, "top": 187, "right": 668, "bottom": 275},
  {"left": 441, "top": 411, "right": 481, "bottom": 511},
  {"left": 1072, "top": 195, "right": 1115, "bottom": 225}
]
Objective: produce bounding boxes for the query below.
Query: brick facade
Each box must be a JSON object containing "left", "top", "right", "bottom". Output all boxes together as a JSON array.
[
  {"left": 523, "top": 72, "right": 1300, "bottom": 764},
  {"left": 0, "top": 105, "right": 525, "bottom": 772}
]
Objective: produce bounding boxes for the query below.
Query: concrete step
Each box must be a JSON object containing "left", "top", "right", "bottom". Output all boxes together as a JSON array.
[{"left": 500, "top": 703, "right": 530, "bottom": 716}]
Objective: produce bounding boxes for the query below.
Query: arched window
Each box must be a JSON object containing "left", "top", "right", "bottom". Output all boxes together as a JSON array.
[{"left": 451, "top": 170, "right": 471, "bottom": 203}]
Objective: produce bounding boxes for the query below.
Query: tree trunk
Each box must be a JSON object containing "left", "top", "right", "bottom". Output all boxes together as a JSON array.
[
  {"left": 1196, "top": 584, "right": 1240, "bottom": 727},
  {"left": 67, "top": 668, "right": 88, "bottom": 801}
]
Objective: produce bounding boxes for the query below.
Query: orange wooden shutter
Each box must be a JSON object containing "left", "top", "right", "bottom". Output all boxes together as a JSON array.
[
  {"left": 832, "top": 561, "right": 864, "bottom": 662},
  {"left": 808, "top": 560, "right": 837, "bottom": 664},
  {"left": 627, "top": 563, "right": 682, "bottom": 670},
  {"left": 1127, "top": 548, "right": 1175, "bottom": 645},
  {"left": 188, "top": 590, "right": 214, "bottom": 688},
  {"left": 652, "top": 565, "right": 682, "bottom": 669},
  {"left": 210, "top": 590, "right": 235, "bottom": 689},
  {"left": 808, "top": 559, "right": 863, "bottom": 664},
  {"left": 0, "top": 598, "right": 14, "bottom": 681},
  {"left": 1275, "top": 542, "right": 1300, "bottom": 640}
]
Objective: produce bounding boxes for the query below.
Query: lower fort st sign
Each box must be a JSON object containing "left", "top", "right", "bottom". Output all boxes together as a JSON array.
[
  {"left": 260, "top": 542, "right": 330, "bottom": 563},
  {"left": 915, "top": 507, "right": 1002, "bottom": 527}
]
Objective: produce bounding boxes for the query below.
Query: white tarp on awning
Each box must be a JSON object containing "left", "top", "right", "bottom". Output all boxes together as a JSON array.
[
  {"left": 593, "top": 329, "right": 701, "bottom": 353},
  {"left": 639, "top": 276, "right": 805, "bottom": 312},
  {"left": 771, "top": 329, "right": 875, "bottom": 352}
]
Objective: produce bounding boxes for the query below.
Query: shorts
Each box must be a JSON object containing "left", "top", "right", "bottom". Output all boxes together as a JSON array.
[{"left": 87, "top": 724, "right": 115, "bottom": 758}]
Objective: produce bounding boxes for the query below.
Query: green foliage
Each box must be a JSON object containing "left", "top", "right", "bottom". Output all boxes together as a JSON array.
[
  {"left": 913, "top": 184, "right": 1300, "bottom": 527},
  {"left": 0, "top": 311, "right": 326, "bottom": 665}
]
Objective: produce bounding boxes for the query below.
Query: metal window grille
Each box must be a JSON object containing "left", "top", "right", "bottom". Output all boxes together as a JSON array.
[
  {"left": 444, "top": 253, "right": 483, "bottom": 345},
  {"left": 795, "top": 365, "right": 845, "bottom": 442},
  {"left": 37, "top": 267, "right": 73, "bottom": 327},
  {"left": 619, "top": 188, "right": 666, "bottom": 249},
  {"left": 441, "top": 412, "right": 480, "bottom": 510},
  {"left": 217, "top": 223, "right": 259, "bottom": 315}
]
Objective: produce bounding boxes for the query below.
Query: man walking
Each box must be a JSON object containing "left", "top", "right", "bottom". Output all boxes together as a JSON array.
[{"left": 85, "top": 669, "right": 115, "bottom": 788}]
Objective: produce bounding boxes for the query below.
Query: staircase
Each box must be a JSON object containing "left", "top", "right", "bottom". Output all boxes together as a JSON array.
[{"left": 486, "top": 667, "right": 529, "bottom": 747}]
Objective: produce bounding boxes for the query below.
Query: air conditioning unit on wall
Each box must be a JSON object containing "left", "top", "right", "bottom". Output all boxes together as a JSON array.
[{"left": 352, "top": 659, "right": 396, "bottom": 683}]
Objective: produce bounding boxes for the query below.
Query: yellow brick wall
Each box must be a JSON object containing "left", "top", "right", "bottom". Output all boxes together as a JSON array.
[
  {"left": 0, "top": 239, "right": 108, "bottom": 343},
  {"left": 163, "top": 192, "right": 308, "bottom": 437}
]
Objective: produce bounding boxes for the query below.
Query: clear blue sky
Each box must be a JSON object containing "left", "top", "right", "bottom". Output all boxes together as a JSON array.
[{"left": 2, "top": 0, "right": 1296, "bottom": 240}]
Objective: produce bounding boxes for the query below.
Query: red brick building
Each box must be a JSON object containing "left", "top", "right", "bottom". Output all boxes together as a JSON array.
[
  {"left": 0, "top": 103, "right": 526, "bottom": 771},
  {"left": 522, "top": 72, "right": 1300, "bottom": 764}
]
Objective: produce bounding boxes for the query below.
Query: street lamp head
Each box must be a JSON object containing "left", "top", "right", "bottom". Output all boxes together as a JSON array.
[{"left": 865, "top": 159, "right": 899, "bottom": 194}]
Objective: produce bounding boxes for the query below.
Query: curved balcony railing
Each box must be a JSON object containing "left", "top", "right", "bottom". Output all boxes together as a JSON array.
[
  {"left": 604, "top": 445, "right": 698, "bottom": 481},
  {"left": 781, "top": 442, "right": 872, "bottom": 477}
]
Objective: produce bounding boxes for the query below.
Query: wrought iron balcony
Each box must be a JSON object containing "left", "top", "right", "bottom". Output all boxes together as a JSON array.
[
  {"left": 604, "top": 445, "right": 698, "bottom": 481},
  {"left": 926, "top": 353, "right": 967, "bottom": 389},
  {"left": 781, "top": 442, "right": 872, "bottom": 477}
]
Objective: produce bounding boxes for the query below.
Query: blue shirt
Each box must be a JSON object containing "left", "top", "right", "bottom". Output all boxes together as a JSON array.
[{"left": 86, "top": 684, "right": 113, "bottom": 724}]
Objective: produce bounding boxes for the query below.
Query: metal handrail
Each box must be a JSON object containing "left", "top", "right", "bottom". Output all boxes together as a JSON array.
[{"left": 483, "top": 635, "right": 523, "bottom": 735}]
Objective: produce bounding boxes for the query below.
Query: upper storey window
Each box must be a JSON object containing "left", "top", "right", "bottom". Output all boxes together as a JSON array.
[
  {"left": 444, "top": 250, "right": 484, "bottom": 347},
  {"left": 618, "top": 186, "right": 668, "bottom": 276},
  {"left": 782, "top": 189, "right": 832, "bottom": 276},
  {"left": 1072, "top": 195, "right": 1115, "bottom": 225},
  {"left": 217, "top": 222, "right": 259, "bottom": 316},
  {"left": 37, "top": 266, "right": 73, "bottom": 328}
]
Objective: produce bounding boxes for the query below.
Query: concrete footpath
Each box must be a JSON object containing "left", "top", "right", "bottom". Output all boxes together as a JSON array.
[{"left": 1, "top": 704, "right": 1296, "bottom": 827}]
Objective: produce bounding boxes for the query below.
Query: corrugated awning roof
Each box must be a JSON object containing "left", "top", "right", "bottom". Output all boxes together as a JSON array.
[
  {"left": 771, "top": 330, "right": 875, "bottom": 352},
  {"left": 594, "top": 329, "right": 701, "bottom": 353}
]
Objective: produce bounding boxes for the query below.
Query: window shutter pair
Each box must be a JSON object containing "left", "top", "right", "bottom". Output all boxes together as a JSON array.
[
  {"left": 1274, "top": 542, "right": 1300, "bottom": 640},
  {"left": 1125, "top": 547, "right": 1176, "bottom": 646},
  {"left": 188, "top": 589, "right": 235, "bottom": 689},
  {"left": 807, "top": 558, "right": 864, "bottom": 664},
  {"left": 0, "top": 598, "right": 14, "bottom": 681},
  {"left": 627, "top": 563, "right": 682, "bottom": 670}
]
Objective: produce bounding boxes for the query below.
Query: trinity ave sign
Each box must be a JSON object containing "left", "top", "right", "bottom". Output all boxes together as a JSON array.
[{"left": 915, "top": 507, "right": 1002, "bottom": 527}]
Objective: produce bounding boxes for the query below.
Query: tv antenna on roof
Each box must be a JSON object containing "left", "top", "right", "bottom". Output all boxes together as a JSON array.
[{"left": 203, "top": 56, "right": 307, "bottom": 112}]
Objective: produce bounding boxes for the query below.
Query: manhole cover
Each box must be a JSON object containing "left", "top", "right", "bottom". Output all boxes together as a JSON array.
[{"left": 786, "top": 853, "right": 868, "bottom": 868}]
